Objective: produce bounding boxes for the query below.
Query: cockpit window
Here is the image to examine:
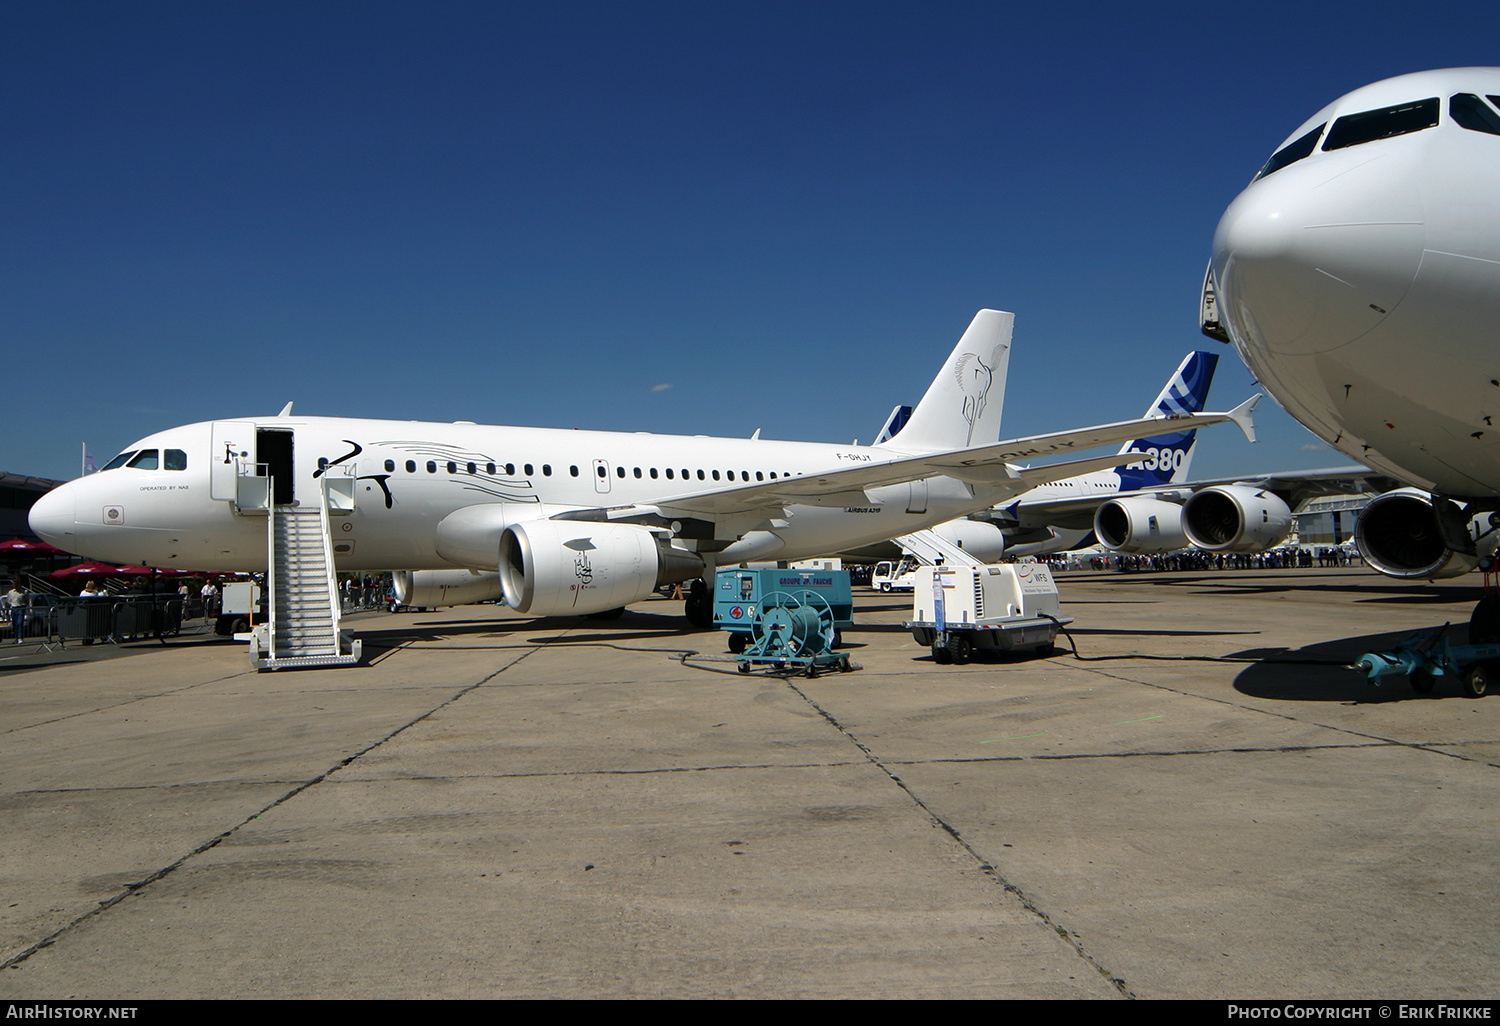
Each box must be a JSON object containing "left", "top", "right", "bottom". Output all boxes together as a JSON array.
[
  {"left": 126, "top": 449, "right": 159, "bottom": 470},
  {"left": 1255, "top": 123, "right": 1325, "bottom": 180},
  {"left": 101, "top": 451, "right": 137, "bottom": 472},
  {"left": 165, "top": 449, "right": 187, "bottom": 471},
  {"left": 1450, "top": 94, "right": 1500, "bottom": 136},
  {"left": 1323, "top": 98, "right": 1439, "bottom": 151}
]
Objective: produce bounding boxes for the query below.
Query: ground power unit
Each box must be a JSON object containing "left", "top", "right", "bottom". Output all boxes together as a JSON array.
[{"left": 904, "top": 563, "right": 1071, "bottom": 664}]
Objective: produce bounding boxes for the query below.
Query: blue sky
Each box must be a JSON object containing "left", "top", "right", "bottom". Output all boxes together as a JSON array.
[{"left": 4, "top": 2, "right": 1490, "bottom": 483}]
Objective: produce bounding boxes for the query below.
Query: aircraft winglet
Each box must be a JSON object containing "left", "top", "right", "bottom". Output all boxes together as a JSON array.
[
  {"left": 278, "top": 401, "right": 294, "bottom": 417},
  {"left": 1228, "top": 394, "right": 1261, "bottom": 444}
]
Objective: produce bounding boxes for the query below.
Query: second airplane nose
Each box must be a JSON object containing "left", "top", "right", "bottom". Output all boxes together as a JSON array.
[
  {"left": 1213, "top": 162, "right": 1424, "bottom": 357},
  {"left": 27, "top": 482, "right": 77, "bottom": 551}
]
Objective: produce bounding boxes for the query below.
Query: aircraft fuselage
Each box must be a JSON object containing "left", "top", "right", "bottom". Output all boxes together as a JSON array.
[{"left": 29, "top": 416, "right": 989, "bottom": 573}]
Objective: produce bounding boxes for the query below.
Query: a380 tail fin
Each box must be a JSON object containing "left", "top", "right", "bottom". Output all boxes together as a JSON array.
[
  {"left": 876, "top": 309, "right": 1013, "bottom": 452},
  {"left": 1115, "top": 351, "right": 1220, "bottom": 489},
  {"left": 873, "top": 405, "right": 913, "bottom": 445}
]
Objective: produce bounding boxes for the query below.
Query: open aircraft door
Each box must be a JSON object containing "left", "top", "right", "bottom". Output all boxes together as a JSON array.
[{"left": 210, "top": 422, "right": 256, "bottom": 501}]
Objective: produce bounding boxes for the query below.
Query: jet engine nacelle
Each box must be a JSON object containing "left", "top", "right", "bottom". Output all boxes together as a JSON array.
[
  {"left": 930, "top": 518, "right": 1007, "bottom": 563},
  {"left": 1182, "top": 485, "right": 1292, "bottom": 553},
  {"left": 393, "top": 569, "right": 503, "bottom": 608},
  {"left": 499, "top": 520, "right": 703, "bottom": 617},
  {"left": 1093, "top": 497, "right": 1189, "bottom": 553},
  {"left": 1354, "top": 488, "right": 1493, "bottom": 580}
]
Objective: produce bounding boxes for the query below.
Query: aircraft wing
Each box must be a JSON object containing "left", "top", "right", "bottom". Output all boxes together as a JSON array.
[
  {"left": 1005, "top": 464, "right": 1399, "bottom": 531},
  {"left": 554, "top": 397, "right": 1260, "bottom": 526}
]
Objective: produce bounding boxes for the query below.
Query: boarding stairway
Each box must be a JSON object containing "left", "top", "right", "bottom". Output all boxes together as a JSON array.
[
  {"left": 249, "top": 476, "right": 361, "bottom": 671},
  {"left": 896, "top": 529, "right": 984, "bottom": 567}
]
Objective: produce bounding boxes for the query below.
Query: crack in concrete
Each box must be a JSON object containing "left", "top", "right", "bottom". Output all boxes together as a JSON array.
[
  {"left": 779, "top": 678, "right": 1135, "bottom": 1000},
  {"left": 0, "top": 669, "right": 258, "bottom": 737},
  {"left": 1, "top": 644, "right": 541, "bottom": 972}
]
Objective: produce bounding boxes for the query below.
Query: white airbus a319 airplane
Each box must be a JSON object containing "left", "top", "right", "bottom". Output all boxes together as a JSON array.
[
  {"left": 1206, "top": 67, "right": 1500, "bottom": 632},
  {"left": 30, "top": 310, "right": 1256, "bottom": 626}
]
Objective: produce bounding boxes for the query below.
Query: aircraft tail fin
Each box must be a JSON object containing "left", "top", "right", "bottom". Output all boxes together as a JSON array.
[
  {"left": 873, "top": 404, "right": 914, "bottom": 445},
  {"left": 877, "top": 309, "right": 1013, "bottom": 451},
  {"left": 1115, "top": 351, "right": 1219, "bottom": 489}
]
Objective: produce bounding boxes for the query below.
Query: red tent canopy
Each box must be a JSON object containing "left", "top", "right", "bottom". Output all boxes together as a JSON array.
[
  {"left": 49, "top": 562, "right": 128, "bottom": 579},
  {"left": 0, "top": 537, "right": 64, "bottom": 555}
]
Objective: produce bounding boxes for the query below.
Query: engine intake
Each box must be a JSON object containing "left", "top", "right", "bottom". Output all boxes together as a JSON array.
[
  {"left": 500, "top": 520, "right": 703, "bottom": 617},
  {"left": 393, "top": 570, "right": 503, "bottom": 608},
  {"left": 1182, "top": 485, "right": 1291, "bottom": 553},
  {"left": 1093, "top": 497, "right": 1188, "bottom": 553},
  {"left": 1355, "top": 488, "right": 1482, "bottom": 579}
]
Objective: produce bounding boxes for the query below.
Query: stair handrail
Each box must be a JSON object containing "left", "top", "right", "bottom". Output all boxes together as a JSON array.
[
  {"left": 316, "top": 476, "right": 343, "bottom": 653},
  {"left": 265, "top": 498, "right": 278, "bottom": 661}
]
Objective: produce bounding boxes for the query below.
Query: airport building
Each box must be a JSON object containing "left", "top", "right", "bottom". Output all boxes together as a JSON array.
[
  {"left": 0, "top": 471, "right": 63, "bottom": 542},
  {"left": 1290, "top": 494, "right": 1371, "bottom": 548}
]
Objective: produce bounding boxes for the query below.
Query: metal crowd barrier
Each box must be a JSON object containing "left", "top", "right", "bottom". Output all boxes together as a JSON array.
[{"left": 51, "top": 596, "right": 184, "bottom": 645}]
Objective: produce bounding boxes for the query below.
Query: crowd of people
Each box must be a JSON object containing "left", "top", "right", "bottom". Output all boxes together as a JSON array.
[{"left": 1046, "top": 546, "right": 1359, "bottom": 573}]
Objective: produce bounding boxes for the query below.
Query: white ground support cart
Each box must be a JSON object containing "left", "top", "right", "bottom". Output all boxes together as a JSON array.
[{"left": 903, "top": 562, "right": 1072, "bottom": 664}]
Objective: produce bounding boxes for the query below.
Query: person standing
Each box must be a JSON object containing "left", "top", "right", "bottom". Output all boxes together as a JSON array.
[{"left": 6, "top": 581, "right": 27, "bottom": 644}]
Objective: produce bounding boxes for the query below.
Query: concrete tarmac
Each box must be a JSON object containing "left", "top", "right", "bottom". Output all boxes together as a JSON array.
[{"left": 0, "top": 567, "right": 1496, "bottom": 999}]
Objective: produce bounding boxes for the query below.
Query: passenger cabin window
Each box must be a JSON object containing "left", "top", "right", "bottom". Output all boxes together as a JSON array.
[
  {"left": 1323, "top": 98, "right": 1439, "bottom": 151},
  {"left": 385, "top": 459, "right": 396, "bottom": 472},
  {"left": 1450, "top": 94, "right": 1500, "bottom": 136},
  {"left": 406, "top": 460, "right": 417, "bottom": 473},
  {"left": 127, "top": 449, "right": 159, "bottom": 470},
  {"left": 1255, "top": 123, "right": 1325, "bottom": 180},
  {"left": 102, "top": 451, "right": 137, "bottom": 471},
  {"left": 165, "top": 449, "right": 187, "bottom": 471}
]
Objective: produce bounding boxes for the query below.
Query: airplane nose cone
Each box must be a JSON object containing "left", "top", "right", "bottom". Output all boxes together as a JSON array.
[
  {"left": 28, "top": 482, "right": 77, "bottom": 550},
  {"left": 1212, "top": 159, "right": 1425, "bottom": 357}
]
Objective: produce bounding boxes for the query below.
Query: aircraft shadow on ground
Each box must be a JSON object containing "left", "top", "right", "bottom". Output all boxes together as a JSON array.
[
  {"left": 1231, "top": 622, "right": 1475, "bottom": 703},
  {"left": 354, "top": 610, "right": 706, "bottom": 655},
  {"left": 1143, "top": 576, "right": 1484, "bottom": 606}
]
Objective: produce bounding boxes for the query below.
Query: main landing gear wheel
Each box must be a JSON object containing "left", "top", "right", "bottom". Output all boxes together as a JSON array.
[
  {"left": 1464, "top": 662, "right": 1492, "bottom": 699},
  {"left": 684, "top": 580, "right": 714, "bottom": 630},
  {"left": 1471, "top": 595, "right": 1500, "bottom": 645}
]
